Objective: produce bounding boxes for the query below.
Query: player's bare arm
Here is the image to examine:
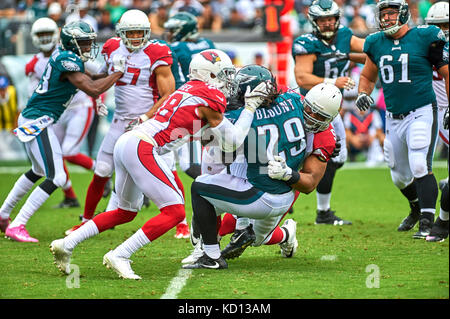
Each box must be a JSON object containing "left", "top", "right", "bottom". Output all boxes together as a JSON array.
[
  {"left": 143, "top": 65, "right": 176, "bottom": 119},
  {"left": 349, "top": 35, "right": 367, "bottom": 64},
  {"left": 292, "top": 155, "right": 328, "bottom": 194},
  {"left": 64, "top": 71, "right": 123, "bottom": 98},
  {"left": 358, "top": 56, "right": 378, "bottom": 95}
]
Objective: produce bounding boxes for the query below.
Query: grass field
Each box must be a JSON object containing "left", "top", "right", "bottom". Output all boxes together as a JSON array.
[{"left": 0, "top": 161, "right": 448, "bottom": 301}]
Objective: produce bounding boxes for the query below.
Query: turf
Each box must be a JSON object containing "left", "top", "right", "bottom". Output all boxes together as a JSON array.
[{"left": 0, "top": 162, "right": 448, "bottom": 299}]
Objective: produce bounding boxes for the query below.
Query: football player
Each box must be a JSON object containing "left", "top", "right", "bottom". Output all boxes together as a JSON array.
[
  {"left": 65, "top": 9, "right": 176, "bottom": 235},
  {"left": 25, "top": 17, "right": 100, "bottom": 210},
  {"left": 424, "top": 1, "right": 449, "bottom": 243},
  {"left": 50, "top": 49, "right": 271, "bottom": 279},
  {"left": 292, "top": 0, "right": 366, "bottom": 226},
  {"left": 182, "top": 66, "right": 341, "bottom": 270},
  {"left": 0, "top": 21, "right": 124, "bottom": 241},
  {"left": 356, "top": 0, "right": 449, "bottom": 239},
  {"left": 164, "top": 11, "right": 217, "bottom": 238}
]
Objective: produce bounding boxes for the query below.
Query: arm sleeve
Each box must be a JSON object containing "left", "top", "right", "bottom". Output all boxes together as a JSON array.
[
  {"left": 209, "top": 108, "right": 254, "bottom": 153},
  {"left": 428, "top": 40, "right": 448, "bottom": 70}
]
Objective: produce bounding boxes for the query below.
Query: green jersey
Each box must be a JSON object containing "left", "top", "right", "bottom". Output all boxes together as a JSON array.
[
  {"left": 292, "top": 25, "right": 353, "bottom": 95},
  {"left": 226, "top": 92, "right": 307, "bottom": 194},
  {"left": 170, "top": 37, "right": 215, "bottom": 82},
  {"left": 22, "top": 47, "right": 84, "bottom": 122},
  {"left": 153, "top": 39, "right": 185, "bottom": 89},
  {"left": 364, "top": 25, "right": 446, "bottom": 114}
]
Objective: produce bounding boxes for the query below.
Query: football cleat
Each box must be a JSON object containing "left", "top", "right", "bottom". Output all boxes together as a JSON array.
[
  {"left": 397, "top": 211, "right": 420, "bottom": 232},
  {"left": 189, "top": 223, "right": 200, "bottom": 247},
  {"left": 221, "top": 225, "right": 256, "bottom": 260},
  {"left": 5, "top": 225, "right": 39, "bottom": 242},
  {"left": 426, "top": 217, "right": 449, "bottom": 242},
  {"left": 279, "top": 219, "right": 298, "bottom": 258},
  {"left": 64, "top": 221, "right": 88, "bottom": 236},
  {"left": 0, "top": 217, "right": 11, "bottom": 233},
  {"left": 181, "top": 240, "right": 204, "bottom": 264},
  {"left": 182, "top": 253, "right": 228, "bottom": 270},
  {"left": 438, "top": 178, "right": 448, "bottom": 191},
  {"left": 175, "top": 223, "right": 190, "bottom": 239},
  {"left": 53, "top": 197, "right": 80, "bottom": 209},
  {"left": 412, "top": 218, "right": 433, "bottom": 239},
  {"left": 103, "top": 250, "right": 142, "bottom": 280},
  {"left": 50, "top": 239, "right": 72, "bottom": 274},
  {"left": 315, "top": 209, "right": 352, "bottom": 225}
]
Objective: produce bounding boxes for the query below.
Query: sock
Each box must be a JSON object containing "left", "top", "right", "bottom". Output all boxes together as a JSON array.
[
  {"left": 440, "top": 182, "right": 449, "bottom": 220},
  {"left": 191, "top": 181, "right": 219, "bottom": 245},
  {"left": 203, "top": 244, "right": 221, "bottom": 259},
  {"left": 10, "top": 185, "right": 51, "bottom": 227},
  {"left": 416, "top": 174, "right": 438, "bottom": 216},
  {"left": 92, "top": 208, "right": 137, "bottom": 232},
  {"left": 64, "top": 153, "right": 95, "bottom": 171},
  {"left": 400, "top": 181, "right": 420, "bottom": 215},
  {"left": 0, "top": 173, "right": 37, "bottom": 219},
  {"left": 439, "top": 209, "right": 449, "bottom": 221},
  {"left": 141, "top": 204, "right": 185, "bottom": 241},
  {"left": 83, "top": 174, "right": 110, "bottom": 219},
  {"left": 113, "top": 228, "right": 150, "bottom": 259},
  {"left": 264, "top": 226, "right": 286, "bottom": 245},
  {"left": 235, "top": 217, "right": 250, "bottom": 230},
  {"left": 64, "top": 220, "right": 99, "bottom": 251},
  {"left": 218, "top": 213, "right": 236, "bottom": 237},
  {"left": 178, "top": 217, "right": 188, "bottom": 226},
  {"left": 317, "top": 192, "right": 331, "bottom": 212}
]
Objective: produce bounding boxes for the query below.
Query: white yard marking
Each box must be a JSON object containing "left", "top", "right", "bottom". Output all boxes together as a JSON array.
[
  {"left": 160, "top": 269, "right": 192, "bottom": 299},
  {"left": 320, "top": 255, "right": 337, "bottom": 261}
]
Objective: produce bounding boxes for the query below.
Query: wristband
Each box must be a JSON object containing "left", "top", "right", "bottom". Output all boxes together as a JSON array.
[
  {"left": 140, "top": 114, "right": 149, "bottom": 122},
  {"left": 286, "top": 171, "right": 300, "bottom": 185},
  {"left": 323, "top": 78, "right": 337, "bottom": 85}
]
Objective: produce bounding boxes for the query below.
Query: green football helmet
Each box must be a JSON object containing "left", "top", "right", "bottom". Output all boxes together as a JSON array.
[
  {"left": 228, "top": 64, "right": 278, "bottom": 110},
  {"left": 60, "top": 20, "right": 98, "bottom": 62},
  {"left": 308, "top": 0, "right": 341, "bottom": 40},
  {"left": 375, "top": 0, "right": 410, "bottom": 36},
  {"left": 164, "top": 12, "right": 199, "bottom": 42}
]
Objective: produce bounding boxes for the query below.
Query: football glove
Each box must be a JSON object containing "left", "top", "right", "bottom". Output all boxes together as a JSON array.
[
  {"left": 125, "top": 114, "right": 149, "bottom": 132},
  {"left": 244, "top": 81, "right": 271, "bottom": 113},
  {"left": 112, "top": 54, "right": 126, "bottom": 73},
  {"left": 444, "top": 107, "right": 449, "bottom": 130},
  {"left": 331, "top": 136, "right": 341, "bottom": 158},
  {"left": 268, "top": 156, "right": 292, "bottom": 181},
  {"left": 355, "top": 92, "right": 374, "bottom": 111},
  {"left": 344, "top": 78, "right": 356, "bottom": 90},
  {"left": 94, "top": 98, "right": 108, "bottom": 117}
]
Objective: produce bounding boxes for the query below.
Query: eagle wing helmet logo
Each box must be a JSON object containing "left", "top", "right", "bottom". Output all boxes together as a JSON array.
[{"left": 200, "top": 50, "right": 222, "bottom": 64}]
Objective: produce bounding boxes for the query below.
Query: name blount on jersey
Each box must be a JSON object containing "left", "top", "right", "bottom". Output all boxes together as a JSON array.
[{"left": 255, "top": 98, "right": 297, "bottom": 120}]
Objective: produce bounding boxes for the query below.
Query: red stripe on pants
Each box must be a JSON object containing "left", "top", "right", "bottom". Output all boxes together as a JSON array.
[{"left": 141, "top": 204, "right": 186, "bottom": 241}]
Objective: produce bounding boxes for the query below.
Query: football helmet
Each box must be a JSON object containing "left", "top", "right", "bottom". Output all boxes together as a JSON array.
[
  {"left": 116, "top": 9, "right": 151, "bottom": 51},
  {"left": 163, "top": 12, "right": 199, "bottom": 43},
  {"left": 31, "top": 17, "right": 59, "bottom": 52},
  {"left": 60, "top": 21, "right": 98, "bottom": 62},
  {"left": 189, "top": 49, "right": 236, "bottom": 97},
  {"left": 229, "top": 64, "right": 278, "bottom": 110},
  {"left": 308, "top": 0, "right": 341, "bottom": 40},
  {"left": 375, "top": 0, "right": 410, "bottom": 36},
  {"left": 303, "top": 83, "right": 342, "bottom": 133},
  {"left": 425, "top": 1, "right": 449, "bottom": 41}
]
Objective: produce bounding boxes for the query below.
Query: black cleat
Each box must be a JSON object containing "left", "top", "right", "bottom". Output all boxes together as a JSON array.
[
  {"left": 438, "top": 178, "right": 448, "bottom": 191},
  {"left": 397, "top": 212, "right": 420, "bottom": 231},
  {"left": 182, "top": 253, "right": 228, "bottom": 269},
  {"left": 221, "top": 225, "right": 256, "bottom": 260},
  {"left": 315, "top": 209, "right": 352, "bottom": 225},
  {"left": 412, "top": 218, "right": 433, "bottom": 239},
  {"left": 426, "top": 217, "right": 449, "bottom": 242},
  {"left": 54, "top": 197, "right": 80, "bottom": 209}
]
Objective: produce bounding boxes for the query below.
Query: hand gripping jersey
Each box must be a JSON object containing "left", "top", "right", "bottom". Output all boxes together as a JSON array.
[
  {"left": 22, "top": 47, "right": 84, "bottom": 122},
  {"left": 364, "top": 25, "right": 446, "bottom": 114},
  {"left": 225, "top": 92, "right": 336, "bottom": 194},
  {"left": 170, "top": 37, "right": 215, "bottom": 81},
  {"left": 292, "top": 25, "right": 353, "bottom": 96},
  {"left": 133, "top": 80, "right": 226, "bottom": 153},
  {"left": 101, "top": 38, "right": 173, "bottom": 119}
]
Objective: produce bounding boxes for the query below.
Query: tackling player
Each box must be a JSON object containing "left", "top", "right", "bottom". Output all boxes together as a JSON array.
[
  {"left": 292, "top": 0, "right": 366, "bottom": 226},
  {"left": 0, "top": 21, "right": 124, "bottom": 241},
  {"left": 356, "top": 0, "right": 449, "bottom": 239}
]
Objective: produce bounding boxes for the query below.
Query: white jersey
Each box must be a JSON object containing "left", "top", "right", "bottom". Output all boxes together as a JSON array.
[
  {"left": 432, "top": 68, "right": 447, "bottom": 107},
  {"left": 100, "top": 38, "right": 173, "bottom": 119},
  {"left": 25, "top": 48, "right": 96, "bottom": 109}
]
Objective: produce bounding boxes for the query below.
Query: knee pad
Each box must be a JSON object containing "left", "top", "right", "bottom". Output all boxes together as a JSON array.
[
  {"left": 409, "top": 151, "right": 428, "bottom": 178},
  {"left": 383, "top": 139, "right": 395, "bottom": 169},
  {"left": 52, "top": 171, "right": 68, "bottom": 188},
  {"left": 391, "top": 170, "right": 414, "bottom": 190},
  {"left": 409, "top": 121, "right": 430, "bottom": 150},
  {"left": 94, "top": 160, "right": 113, "bottom": 177}
]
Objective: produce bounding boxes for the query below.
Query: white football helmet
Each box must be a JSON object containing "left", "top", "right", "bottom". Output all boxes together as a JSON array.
[
  {"left": 31, "top": 17, "right": 59, "bottom": 52},
  {"left": 425, "top": 1, "right": 449, "bottom": 41},
  {"left": 303, "top": 83, "right": 342, "bottom": 133},
  {"left": 189, "top": 49, "right": 236, "bottom": 97},
  {"left": 116, "top": 9, "right": 151, "bottom": 51}
]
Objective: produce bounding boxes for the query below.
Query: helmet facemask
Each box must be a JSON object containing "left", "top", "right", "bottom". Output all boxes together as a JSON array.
[
  {"left": 375, "top": 1, "right": 410, "bottom": 36},
  {"left": 308, "top": 0, "right": 341, "bottom": 40},
  {"left": 302, "top": 98, "right": 334, "bottom": 133},
  {"left": 116, "top": 9, "right": 151, "bottom": 51}
]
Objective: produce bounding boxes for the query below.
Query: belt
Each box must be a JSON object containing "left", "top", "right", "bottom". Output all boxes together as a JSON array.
[{"left": 387, "top": 109, "right": 416, "bottom": 120}]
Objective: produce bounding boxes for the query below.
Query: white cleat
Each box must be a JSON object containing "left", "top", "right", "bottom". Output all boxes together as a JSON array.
[
  {"left": 181, "top": 240, "right": 204, "bottom": 264},
  {"left": 279, "top": 219, "right": 298, "bottom": 258},
  {"left": 103, "top": 250, "right": 141, "bottom": 280},
  {"left": 50, "top": 239, "right": 72, "bottom": 275}
]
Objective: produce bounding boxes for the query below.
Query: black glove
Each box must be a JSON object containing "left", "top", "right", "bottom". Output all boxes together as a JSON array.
[
  {"left": 331, "top": 136, "right": 341, "bottom": 158},
  {"left": 355, "top": 92, "right": 374, "bottom": 111},
  {"left": 444, "top": 107, "right": 449, "bottom": 130}
]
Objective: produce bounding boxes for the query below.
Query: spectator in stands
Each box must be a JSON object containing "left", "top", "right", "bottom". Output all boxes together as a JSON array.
[
  {"left": 48, "top": 2, "right": 65, "bottom": 28},
  {"left": 102, "top": 0, "right": 128, "bottom": 24},
  {"left": 0, "top": 0, "right": 16, "bottom": 18},
  {"left": 170, "top": 0, "right": 205, "bottom": 17},
  {"left": 66, "top": 0, "right": 98, "bottom": 32},
  {"left": 130, "top": 0, "right": 152, "bottom": 15},
  {"left": 198, "top": 1, "right": 222, "bottom": 32},
  {"left": 254, "top": 52, "right": 265, "bottom": 66},
  {"left": 0, "top": 75, "right": 18, "bottom": 131},
  {"left": 97, "top": 9, "right": 115, "bottom": 36},
  {"left": 149, "top": 1, "right": 171, "bottom": 37}
]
